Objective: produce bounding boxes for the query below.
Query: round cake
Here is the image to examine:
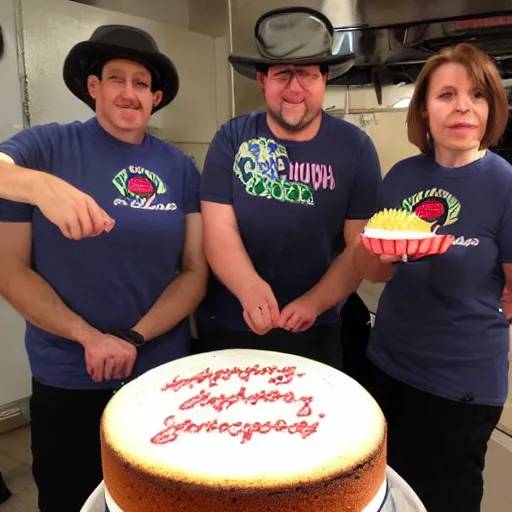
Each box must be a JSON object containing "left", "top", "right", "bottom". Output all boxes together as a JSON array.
[{"left": 100, "top": 349, "right": 387, "bottom": 512}]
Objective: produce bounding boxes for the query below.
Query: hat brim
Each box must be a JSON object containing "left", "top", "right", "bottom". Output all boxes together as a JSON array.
[
  {"left": 228, "top": 53, "right": 355, "bottom": 82},
  {"left": 63, "top": 41, "right": 179, "bottom": 113}
]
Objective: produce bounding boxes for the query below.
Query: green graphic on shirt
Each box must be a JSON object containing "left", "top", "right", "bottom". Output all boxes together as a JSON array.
[
  {"left": 402, "top": 187, "right": 461, "bottom": 227},
  {"left": 233, "top": 138, "right": 314, "bottom": 206}
]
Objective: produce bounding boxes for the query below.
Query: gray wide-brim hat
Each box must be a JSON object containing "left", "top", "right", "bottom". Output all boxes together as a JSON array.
[
  {"left": 63, "top": 25, "right": 179, "bottom": 113},
  {"left": 229, "top": 7, "right": 355, "bottom": 82}
]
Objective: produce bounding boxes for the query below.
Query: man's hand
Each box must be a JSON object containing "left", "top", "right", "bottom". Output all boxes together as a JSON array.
[
  {"left": 35, "top": 172, "right": 115, "bottom": 240},
  {"left": 81, "top": 333, "right": 137, "bottom": 383},
  {"left": 240, "top": 279, "right": 280, "bottom": 335},
  {"left": 277, "top": 295, "right": 319, "bottom": 333}
]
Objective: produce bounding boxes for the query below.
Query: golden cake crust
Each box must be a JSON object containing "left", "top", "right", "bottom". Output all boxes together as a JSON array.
[
  {"left": 100, "top": 350, "right": 388, "bottom": 511},
  {"left": 101, "top": 420, "right": 387, "bottom": 512}
]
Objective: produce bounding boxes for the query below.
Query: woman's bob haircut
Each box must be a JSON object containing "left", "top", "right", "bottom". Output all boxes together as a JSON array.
[{"left": 407, "top": 43, "right": 509, "bottom": 153}]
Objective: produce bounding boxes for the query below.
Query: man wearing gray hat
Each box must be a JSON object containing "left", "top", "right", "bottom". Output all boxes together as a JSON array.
[{"left": 195, "top": 7, "right": 382, "bottom": 368}]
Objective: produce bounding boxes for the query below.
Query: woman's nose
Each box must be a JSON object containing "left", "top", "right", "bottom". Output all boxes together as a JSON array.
[{"left": 455, "top": 94, "right": 471, "bottom": 112}]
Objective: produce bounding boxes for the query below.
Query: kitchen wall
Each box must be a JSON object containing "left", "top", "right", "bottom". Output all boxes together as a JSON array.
[
  {"left": 23, "top": 0, "right": 219, "bottom": 142},
  {"left": 70, "top": 0, "right": 191, "bottom": 29},
  {"left": 0, "top": 0, "right": 26, "bottom": 141},
  {"left": 176, "top": 0, "right": 232, "bottom": 169},
  {"left": 0, "top": 0, "right": 33, "bottom": 418},
  {"left": 323, "top": 84, "right": 420, "bottom": 175}
]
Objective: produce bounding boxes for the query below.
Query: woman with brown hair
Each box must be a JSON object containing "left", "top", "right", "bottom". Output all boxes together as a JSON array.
[{"left": 354, "top": 43, "right": 512, "bottom": 511}]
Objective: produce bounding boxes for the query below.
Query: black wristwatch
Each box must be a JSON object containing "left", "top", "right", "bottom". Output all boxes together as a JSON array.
[{"left": 109, "top": 329, "right": 146, "bottom": 348}]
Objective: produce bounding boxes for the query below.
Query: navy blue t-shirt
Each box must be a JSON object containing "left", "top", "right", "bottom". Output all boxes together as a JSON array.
[
  {"left": 368, "top": 151, "right": 512, "bottom": 406},
  {"left": 0, "top": 118, "right": 200, "bottom": 390},
  {"left": 197, "top": 111, "right": 382, "bottom": 330}
]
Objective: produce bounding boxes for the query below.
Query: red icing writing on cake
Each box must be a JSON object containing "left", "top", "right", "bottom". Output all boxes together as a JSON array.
[
  {"left": 161, "top": 365, "right": 304, "bottom": 392},
  {"left": 151, "top": 365, "right": 325, "bottom": 445},
  {"left": 151, "top": 415, "right": 321, "bottom": 445},
  {"left": 179, "top": 386, "right": 313, "bottom": 417}
]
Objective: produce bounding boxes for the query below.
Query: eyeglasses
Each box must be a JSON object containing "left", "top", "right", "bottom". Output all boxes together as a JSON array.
[
  {"left": 255, "top": 8, "right": 334, "bottom": 61},
  {"left": 268, "top": 68, "right": 322, "bottom": 89}
]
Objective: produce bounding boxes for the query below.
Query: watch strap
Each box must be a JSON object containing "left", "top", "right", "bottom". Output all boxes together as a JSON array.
[{"left": 109, "top": 329, "right": 146, "bottom": 347}]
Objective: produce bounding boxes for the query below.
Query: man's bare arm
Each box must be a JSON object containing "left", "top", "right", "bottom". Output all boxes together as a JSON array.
[
  {"left": 0, "top": 153, "right": 114, "bottom": 239},
  {"left": 132, "top": 213, "right": 209, "bottom": 341},
  {"left": 201, "top": 201, "right": 259, "bottom": 299},
  {"left": 0, "top": 153, "right": 41, "bottom": 203},
  {"left": 0, "top": 222, "right": 99, "bottom": 342},
  {"left": 201, "top": 200, "right": 279, "bottom": 333},
  {"left": 352, "top": 239, "right": 396, "bottom": 283},
  {"left": 0, "top": 221, "right": 137, "bottom": 381}
]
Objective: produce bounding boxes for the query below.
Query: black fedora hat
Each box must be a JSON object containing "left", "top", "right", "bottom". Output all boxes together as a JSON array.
[
  {"left": 63, "top": 25, "right": 179, "bottom": 113},
  {"left": 228, "top": 7, "right": 355, "bottom": 82}
]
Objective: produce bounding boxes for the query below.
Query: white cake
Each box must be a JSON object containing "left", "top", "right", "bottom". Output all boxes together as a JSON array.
[
  {"left": 363, "top": 228, "right": 435, "bottom": 240},
  {"left": 363, "top": 208, "right": 434, "bottom": 239},
  {"left": 100, "top": 349, "right": 387, "bottom": 512}
]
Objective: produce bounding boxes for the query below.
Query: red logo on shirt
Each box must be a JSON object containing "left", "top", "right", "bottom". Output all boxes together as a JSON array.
[
  {"left": 127, "top": 176, "right": 155, "bottom": 198},
  {"left": 402, "top": 188, "right": 460, "bottom": 228},
  {"left": 112, "top": 166, "right": 177, "bottom": 211}
]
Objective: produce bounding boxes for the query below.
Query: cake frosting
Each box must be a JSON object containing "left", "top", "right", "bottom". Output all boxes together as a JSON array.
[
  {"left": 363, "top": 208, "right": 434, "bottom": 239},
  {"left": 100, "top": 349, "right": 387, "bottom": 512},
  {"left": 363, "top": 228, "right": 435, "bottom": 240}
]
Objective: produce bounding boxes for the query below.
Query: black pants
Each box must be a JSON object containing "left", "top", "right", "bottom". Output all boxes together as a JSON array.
[
  {"left": 194, "top": 322, "right": 343, "bottom": 371},
  {"left": 361, "top": 360, "right": 502, "bottom": 512},
  {"left": 339, "top": 292, "right": 372, "bottom": 382},
  {"left": 0, "top": 470, "right": 11, "bottom": 504},
  {"left": 30, "top": 378, "right": 114, "bottom": 512}
]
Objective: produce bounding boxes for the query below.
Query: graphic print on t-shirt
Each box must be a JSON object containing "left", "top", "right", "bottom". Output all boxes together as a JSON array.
[
  {"left": 233, "top": 137, "right": 336, "bottom": 206},
  {"left": 112, "top": 165, "right": 177, "bottom": 211},
  {"left": 401, "top": 187, "right": 478, "bottom": 247},
  {"left": 402, "top": 187, "right": 461, "bottom": 228}
]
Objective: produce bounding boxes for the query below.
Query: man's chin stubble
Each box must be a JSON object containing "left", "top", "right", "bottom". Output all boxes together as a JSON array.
[{"left": 268, "top": 108, "right": 318, "bottom": 133}]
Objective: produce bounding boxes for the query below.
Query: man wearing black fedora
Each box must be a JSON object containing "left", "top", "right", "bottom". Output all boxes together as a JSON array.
[
  {"left": 0, "top": 25, "right": 208, "bottom": 511},
  {"left": 195, "top": 7, "right": 382, "bottom": 369}
]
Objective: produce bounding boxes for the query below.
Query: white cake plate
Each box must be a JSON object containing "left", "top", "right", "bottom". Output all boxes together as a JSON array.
[{"left": 81, "top": 466, "right": 427, "bottom": 512}]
